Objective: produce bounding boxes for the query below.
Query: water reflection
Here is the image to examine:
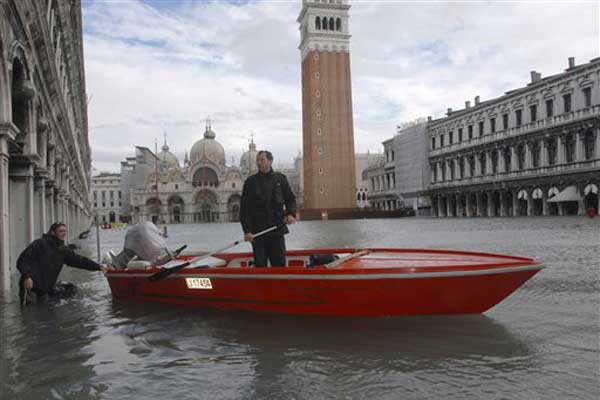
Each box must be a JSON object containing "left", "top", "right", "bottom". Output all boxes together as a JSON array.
[
  {"left": 2, "top": 296, "right": 102, "bottom": 399},
  {"left": 102, "top": 301, "right": 533, "bottom": 399}
]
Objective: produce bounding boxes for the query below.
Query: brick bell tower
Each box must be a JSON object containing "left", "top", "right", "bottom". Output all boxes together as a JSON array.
[{"left": 297, "top": 0, "right": 357, "bottom": 209}]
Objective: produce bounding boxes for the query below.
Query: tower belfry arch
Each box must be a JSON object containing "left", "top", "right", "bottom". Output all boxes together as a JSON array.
[{"left": 297, "top": 0, "right": 356, "bottom": 209}]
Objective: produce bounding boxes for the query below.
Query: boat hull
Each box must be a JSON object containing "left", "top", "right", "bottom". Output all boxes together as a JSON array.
[{"left": 106, "top": 248, "right": 543, "bottom": 316}]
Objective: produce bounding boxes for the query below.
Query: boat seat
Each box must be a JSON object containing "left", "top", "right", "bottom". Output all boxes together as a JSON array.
[
  {"left": 326, "top": 250, "right": 370, "bottom": 268},
  {"left": 307, "top": 253, "right": 338, "bottom": 268}
]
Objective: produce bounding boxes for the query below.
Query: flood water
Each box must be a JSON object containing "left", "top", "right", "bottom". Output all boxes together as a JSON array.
[{"left": 1, "top": 217, "right": 598, "bottom": 400}]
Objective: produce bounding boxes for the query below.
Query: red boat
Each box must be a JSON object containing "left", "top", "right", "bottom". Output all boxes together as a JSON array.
[{"left": 105, "top": 248, "right": 543, "bottom": 316}]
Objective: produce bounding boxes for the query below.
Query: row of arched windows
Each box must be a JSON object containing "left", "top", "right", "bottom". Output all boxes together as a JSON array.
[{"left": 316, "top": 16, "right": 342, "bottom": 31}]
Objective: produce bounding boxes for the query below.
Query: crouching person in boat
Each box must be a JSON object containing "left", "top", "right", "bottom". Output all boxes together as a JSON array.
[
  {"left": 17, "top": 222, "right": 111, "bottom": 305},
  {"left": 240, "top": 150, "right": 296, "bottom": 267}
]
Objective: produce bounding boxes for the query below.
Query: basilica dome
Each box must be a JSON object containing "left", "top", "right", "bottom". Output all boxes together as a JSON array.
[
  {"left": 240, "top": 139, "right": 258, "bottom": 176},
  {"left": 158, "top": 140, "right": 180, "bottom": 170},
  {"left": 190, "top": 124, "right": 226, "bottom": 166}
]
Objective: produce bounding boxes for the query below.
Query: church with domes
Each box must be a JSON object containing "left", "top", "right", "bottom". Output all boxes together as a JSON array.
[{"left": 119, "top": 122, "right": 275, "bottom": 224}]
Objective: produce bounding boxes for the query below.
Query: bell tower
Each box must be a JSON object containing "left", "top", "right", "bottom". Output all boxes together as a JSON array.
[{"left": 298, "top": 0, "right": 356, "bottom": 209}]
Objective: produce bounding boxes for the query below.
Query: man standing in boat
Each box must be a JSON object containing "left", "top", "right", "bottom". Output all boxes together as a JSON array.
[
  {"left": 17, "top": 222, "right": 111, "bottom": 304},
  {"left": 240, "top": 150, "right": 297, "bottom": 267}
]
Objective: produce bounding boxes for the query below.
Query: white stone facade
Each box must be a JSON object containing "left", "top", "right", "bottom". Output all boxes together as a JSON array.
[
  {"left": 91, "top": 173, "right": 122, "bottom": 223},
  {"left": 428, "top": 57, "right": 600, "bottom": 217},
  {"left": 0, "top": 0, "right": 93, "bottom": 297}
]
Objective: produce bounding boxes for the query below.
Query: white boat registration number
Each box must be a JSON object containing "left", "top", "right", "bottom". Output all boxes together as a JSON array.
[{"left": 185, "top": 277, "right": 213, "bottom": 290}]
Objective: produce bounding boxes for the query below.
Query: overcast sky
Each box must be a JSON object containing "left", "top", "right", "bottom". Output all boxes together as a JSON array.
[{"left": 82, "top": 0, "right": 599, "bottom": 173}]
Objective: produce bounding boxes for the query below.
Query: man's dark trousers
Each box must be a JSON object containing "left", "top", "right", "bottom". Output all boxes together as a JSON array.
[{"left": 252, "top": 234, "right": 286, "bottom": 267}]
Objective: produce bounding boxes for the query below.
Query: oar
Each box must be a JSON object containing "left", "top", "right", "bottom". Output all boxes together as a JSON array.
[{"left": 148, "top": 224, "right": 282, "bottom": 282}]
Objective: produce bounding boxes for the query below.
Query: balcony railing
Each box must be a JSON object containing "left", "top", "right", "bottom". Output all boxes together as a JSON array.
[
  {"left": 430, "top": 105, "right": 600, "bottom": 157},
  {"left": 430, "top": 158, "right": 600, "bottom": 188}
]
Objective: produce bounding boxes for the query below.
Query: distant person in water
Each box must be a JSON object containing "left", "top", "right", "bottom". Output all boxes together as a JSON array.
[{"left": 17, "top": 222, "right": 111, "bottom": 304}]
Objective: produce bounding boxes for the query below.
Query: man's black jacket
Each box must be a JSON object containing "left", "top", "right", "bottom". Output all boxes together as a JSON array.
[
  {"left": 16, "top": 234, "right": 102, "bottom": 294},
  {"left": 240, "top": 169, "right": 296, "bottom": 236}
]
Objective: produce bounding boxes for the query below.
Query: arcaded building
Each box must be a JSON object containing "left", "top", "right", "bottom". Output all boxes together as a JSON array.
[
  {"left": 297, "top": 0, "right": 357, "bottom": 209},
  {"left": 428, "top": 57, "right": 600, "bottom": 217},
  {"left": 0, "top": 0, "right": 93, "bottom": 296}
]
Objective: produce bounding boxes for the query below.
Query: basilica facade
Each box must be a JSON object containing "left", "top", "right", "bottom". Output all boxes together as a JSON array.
[{"left": 120, "top": 124, "right": 270, "bottom": 224}]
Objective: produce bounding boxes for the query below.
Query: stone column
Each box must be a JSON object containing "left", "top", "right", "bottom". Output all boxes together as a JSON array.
[
  {"left": 446, "top": 162, "right": 452, "bottom": 182},
  {"left": 500, "top": 192, "right": 507, "bottom": 217},
  {"left": 431, "top": 166, "right": 436, "bottom": 183},
  {"left": 540, "top": 139, "right": 548, "bottom": 166},
  {"left": 577, "top": 185, "right": 585, "bottom": 216},
  {"left": 498, "top": 148, "right": 506, "bottom": 173},
  {"left": 456, "top": 193, "right": 462, "bottom": 217},
  {"left": 512, "top": 189, "right": 519, "bottom": 217},
  {"left": 511, "top": 146, "right": 519, "bottom": 171},
  {"left": 542, "top": 189, "right": 548, "bottom": 216},
  {"left": 475, "top": 155, "right": 482, "bottom": 177},
  {"left": 526, "top": 189, "right": 533, "bottom": 216},
  {"left": 464, "top": 156, "right": 471, "bottom": 178},
  {"left": 45, "top": 184, "right": 54, "bottom": 227},
  {"left": 9, "top": 163, "right": 35, "bottom": 282},
  {"left": 575, "top": 131, "right": 584, "bottom": 162},
  {"left": 525, "top": 142, "right": 532, "bottom": 169},
  {"left": 437, "top": 196, "right": 444, "bottom": 217},
  {"left": 475, "top": 192, "right": 483, "bottom": 217},
  {"left": 596, "top": 129, "right": 600, "bottom": 159},
  {"left": 446, "top": 195, "right": 452, "bottom": 217},
  {"left": 465, "top": 194, "right": 472, "bottom": 217},
  {"left": 33, "top": 175, "right": 47, "bottom": 238},
  {"left": 0, "top": 134, "right": 12, "bottom": 298},
  {"left": 486, "top": 151, "right": 493, "bottom": 176},
  {"left": 558, "top": 135, "right": 566, "bottom": 164},
  {"left": 486, "top": 193, "right": 493, "bottom": 217}
]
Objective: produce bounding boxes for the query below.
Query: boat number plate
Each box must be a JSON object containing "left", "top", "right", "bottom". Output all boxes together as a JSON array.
[{"left": 185, "top": 277, "right": 213, "bottom": 290}]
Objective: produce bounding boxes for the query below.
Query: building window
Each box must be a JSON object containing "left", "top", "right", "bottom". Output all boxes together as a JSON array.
[
  {"left": 431, "top": 137, "right": 436, "bottom": 149},
  {"left": 448, "top": 131, "right": 453, "bottom": 145},
  {"left": 517, "top": 144, "right": 525, "bottom": 169},
  {"left": 459, "top": 158, "right": 464, "bottom": 178},
  {"left": 563, "top": 93, "right": 572, "bottom": 113},
  {"left": 440, "top": 134, "right": 445, "bottom": 147},
  {"left": 432, "top": 165, "right": 437, "bottom": 182},
  {"left": 583, "top": 87, "right": 592, "bottom": 108},
  {"left": 110, "top": 202, "right": 114, "bottom": 207},
  {"left": 502, "top": 114, "right": 509, "bottom": 130},
  {"left": 458, "top": 128, "right": 463, "bottom": 142},
  {"left": 94, "top": 202, "right": 97, "bottom": 208},
  {"left": 467, "top": 125, "right": 473, "bottom": 140},
  {"left": 315, "top": 16, "right": 321, "bottom": 30},
  {"left": 546, "top": 99, "right": 554, "bottom": 117},
  {"left": 478, "top": 121, "right": 484, "bottom": 136},
  {"left": 93, "top": 191, "right": 97, "bottom": 200},
  {"left": 491, "top": 151, "right": 498, "bottom": 174},
  {"left": 515, "top": 109, "right": 522, "bottom": 127},
  {"left": 469, "top": 156, "right": 475, "bottom": 176},
  {"left": 584, "top": 130, "right": 595, "bottom": 160},
  {"left": 118, "top": 191, "right": 122, "bottom": 199},
  {"left": 480, "top": 153, "right": 486, "bottom": 175},
  {"left": 101, "top": 191, "right": 105, "bottom": 200},
  {"left": 232, "top": 182, "right": 236, "bottom": 188},
  {"left": 530, "top": 104, "right": 537, "bottom": 122},
  {"left": 503, "top": 148, "right": 512, "bottom": 172},
  {"left": 336, "top": 17, "right": 342, "bottom": 31},
  {"left": 490, "top": 118, "right": 496, "bottom": 133},
  {"left": 532, "top": 142, "right": 540, "bottom": 167},
  {"left": 391, "top": 151, "right": 395, "bottom": 161},
  {"left": 102, "top": 202, "right": 106, "bottom": 207},
  {"left": 565, "top": 134, "right": 575, "bottom": 162}
]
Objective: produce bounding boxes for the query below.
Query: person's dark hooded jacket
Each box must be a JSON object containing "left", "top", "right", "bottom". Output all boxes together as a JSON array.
[
  {"left": 240, "top": 169, "right": 296, "bottom": 236},
  {"left": 17, "top": 234, "right": 102, "bottom": 295}
]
